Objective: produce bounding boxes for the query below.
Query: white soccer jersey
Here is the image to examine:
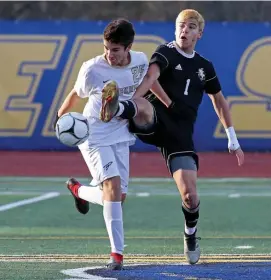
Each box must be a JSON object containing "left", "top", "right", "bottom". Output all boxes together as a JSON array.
[{"left": 74, "top": 50, "right": 149, "bottom": 148}]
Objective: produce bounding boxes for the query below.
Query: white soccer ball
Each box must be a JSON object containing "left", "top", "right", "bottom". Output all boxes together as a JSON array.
[{"left": 55, "top": 112, "right": 89, "bottom": 147}]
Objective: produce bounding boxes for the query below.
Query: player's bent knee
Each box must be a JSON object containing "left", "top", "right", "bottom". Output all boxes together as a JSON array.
[
  {"left": 183, "top": 192, "right": 198, "bottom": 209},
  {"left": 102, "top": 176, "right": 122, "bottom": 201},
  {"left": 132, "top": 99, "right": 155, "bottom": 130},
  {"left": 134, "top": 98, "right": 154, "bottom": 121}
]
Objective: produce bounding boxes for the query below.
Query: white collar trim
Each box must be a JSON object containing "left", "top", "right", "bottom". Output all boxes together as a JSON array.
[{"left": 173, "top": 41, "right": 195, "bottom": 58}]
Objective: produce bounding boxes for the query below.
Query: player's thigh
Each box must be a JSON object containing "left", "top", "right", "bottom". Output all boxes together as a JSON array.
[
  {"left": 170, "top": 155, "right": 199, "bottom": 208},
  {"left": 112, "top": 141, "right": 130, "bottom": 194},
  {"left": 80, "top": 146, "right": 120, "bottom": 185}
]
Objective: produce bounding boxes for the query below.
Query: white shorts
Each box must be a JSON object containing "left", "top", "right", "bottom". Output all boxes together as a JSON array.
[{"left": 80, "top": 142, "right": 130, "bottom": 194}]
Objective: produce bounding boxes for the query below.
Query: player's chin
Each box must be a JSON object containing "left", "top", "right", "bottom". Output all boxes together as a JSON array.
[
  {"left": 178, "top": 40, "right": 189, "bottom": 48},
  {"left": 108, "top": 59, "right": 117, "bottom": 66}
]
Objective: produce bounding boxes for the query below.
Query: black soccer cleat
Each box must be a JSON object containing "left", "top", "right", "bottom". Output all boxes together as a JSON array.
[
  {"left": 105, "top": 254, "right": 123, "bottom": 270},
  {"left": 66, "top": 178, "right": 89, "bottom": 215}
]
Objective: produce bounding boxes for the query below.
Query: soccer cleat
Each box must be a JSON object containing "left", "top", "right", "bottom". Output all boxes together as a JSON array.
[
  {"left": 183, "top": 230, "right": 201, "bottom": 264},
  {"left": 100, "top": 80, "right": 119, "bottom": 122},
  {"left": 66, "top": 178, "right": 89, "bottom": 215},
  {"left": 105, "top": 253, "right": 123, "bottom": 270}
]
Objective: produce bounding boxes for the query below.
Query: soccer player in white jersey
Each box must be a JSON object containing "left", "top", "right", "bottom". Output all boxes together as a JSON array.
[{"left": 54, "top": 19, "right": 149, "bottom": 270}]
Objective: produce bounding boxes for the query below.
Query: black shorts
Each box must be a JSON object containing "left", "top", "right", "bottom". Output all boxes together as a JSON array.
[{"left": 129, "top": 100, "right": 199, "bottom": 171}]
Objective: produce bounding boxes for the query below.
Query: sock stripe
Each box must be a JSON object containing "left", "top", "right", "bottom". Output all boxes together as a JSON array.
[
  {"left": 130, "top": 100, "right": 138, "bottom": 117},
  {"left": 182, "top": 201, "right": 200, "bottom": 213}
]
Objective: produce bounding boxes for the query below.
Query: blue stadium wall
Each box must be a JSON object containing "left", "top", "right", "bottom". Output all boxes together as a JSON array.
[{"left": 0, "top": 21, "right": 270, "bottom": 152}]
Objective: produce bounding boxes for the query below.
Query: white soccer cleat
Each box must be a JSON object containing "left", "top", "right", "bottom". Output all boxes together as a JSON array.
[{"left": 183, "top": 231, "right": 201, "bottom": 264}]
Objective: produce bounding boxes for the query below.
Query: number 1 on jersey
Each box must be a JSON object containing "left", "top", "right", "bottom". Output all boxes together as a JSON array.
[{"left": 184, "top": 79, "right": 190, "bottom": 95}]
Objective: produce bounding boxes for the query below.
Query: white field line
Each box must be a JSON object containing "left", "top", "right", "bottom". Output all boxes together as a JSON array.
[
  {"left": 1, "top": 190, "right": 271, "bottom": 198},
  {"left": 0, "top": 192, "right": 60, "bottom": 212}
]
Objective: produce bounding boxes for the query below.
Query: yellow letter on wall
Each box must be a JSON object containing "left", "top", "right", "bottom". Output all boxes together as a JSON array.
[
  {"left": 0, "top": 35, "right": 66, "bottom": 136},
  {"left": 215, "top": 37, "right": 271, "bottom": 138}
]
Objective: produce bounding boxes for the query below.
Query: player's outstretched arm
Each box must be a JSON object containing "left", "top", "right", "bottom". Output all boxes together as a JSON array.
[
  {"left": 58, "top": 89, "right": 80, "bottom": 117},
  {"left": 208, "top": 91, "right": 244, "bottom": 166},
  {"left": 53, "top": 89, "right": 81, "bottom": 129}
]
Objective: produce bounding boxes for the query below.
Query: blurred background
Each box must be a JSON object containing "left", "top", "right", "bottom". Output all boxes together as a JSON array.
[{"left": 0, "top": 1, "right": 270, "bottom": 177}]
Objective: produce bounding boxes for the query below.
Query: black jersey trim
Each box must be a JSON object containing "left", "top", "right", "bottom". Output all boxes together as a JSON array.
[{"left": 153, "top": 51, "right": 169, "bottom": 69}]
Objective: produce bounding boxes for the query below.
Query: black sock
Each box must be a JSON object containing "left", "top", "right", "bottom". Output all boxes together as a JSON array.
[
  {"left": 182, "top": 202, "right": 200, "bottom": 229},
  {"left": 118, "top": 100, "right": 138, "bottom": 119}
]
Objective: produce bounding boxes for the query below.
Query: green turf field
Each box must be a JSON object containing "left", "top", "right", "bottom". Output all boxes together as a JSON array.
[{"left": 1, "top": 177, "right": 271, "bottom": 280}]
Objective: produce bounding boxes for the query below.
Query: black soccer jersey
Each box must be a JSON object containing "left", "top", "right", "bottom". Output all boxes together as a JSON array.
[{"left": 148, "top": 41, "right": 221, "bottom": 120}]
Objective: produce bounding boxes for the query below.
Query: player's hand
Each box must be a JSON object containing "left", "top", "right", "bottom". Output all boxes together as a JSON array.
[{"left": 228, "top": 142, "right": 244, "bottom": 166}]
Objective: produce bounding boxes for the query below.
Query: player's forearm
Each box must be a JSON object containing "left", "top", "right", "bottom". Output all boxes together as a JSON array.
[
  {"left": 150, "top": 80, "right": 172, "bottom": 107},
  {"left": 211, "top": 92, "right": 233, "bottom": 129},
  {"left": 58, "top": 89, "right": 80, "bottom": 117},
  {"left": 211, "top": 92, "right": 240, "bottom": 149},
  {"left": 134, "top": 63, "right": 161, "bottom": 98},
  {"left": 134, "top": 74, "right": 156, "bottom": 98}
]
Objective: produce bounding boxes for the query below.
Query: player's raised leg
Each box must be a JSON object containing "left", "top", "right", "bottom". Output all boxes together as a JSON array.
[
  {"left": 99, "top": 77, "right": 155, "bottom": 124},
  {"left": 170, "top": 155, "right": 201, "bottom": 265}
]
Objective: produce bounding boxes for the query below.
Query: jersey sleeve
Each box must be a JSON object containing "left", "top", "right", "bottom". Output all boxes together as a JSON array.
[
  {"left": 204, "top": 62, "right": 221, "bottom": 94},
  {"left": 149, "top": 44, "right": 170, "bottom": 73},
  {"left": 74, "top": 62, "right": 94, "bottom": 98}
]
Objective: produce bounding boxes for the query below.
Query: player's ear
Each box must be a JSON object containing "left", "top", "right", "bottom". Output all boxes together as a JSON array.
[
  {"left": 126, "top": 43, "right": 132, "bottom": 52},
  {"left": 197, "top": 30, "right": 203, "bottom": 40}
]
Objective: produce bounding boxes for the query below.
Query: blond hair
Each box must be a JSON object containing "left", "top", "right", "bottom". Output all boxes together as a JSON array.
[{"left": 176, "top": 9, "right": 205, "bottom": 31}]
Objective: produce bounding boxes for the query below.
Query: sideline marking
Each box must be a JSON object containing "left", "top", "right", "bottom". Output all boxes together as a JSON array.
[
  {"left": 235, "top": 246, "right": 254, "bottom": 249},
  {"left": 1, "top": 176, "right": 271, "bottom": 184}
]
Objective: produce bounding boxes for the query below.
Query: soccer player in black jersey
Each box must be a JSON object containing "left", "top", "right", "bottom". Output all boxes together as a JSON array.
[{"left": 100, "top": 9, "right": 244, "bottom": 264}]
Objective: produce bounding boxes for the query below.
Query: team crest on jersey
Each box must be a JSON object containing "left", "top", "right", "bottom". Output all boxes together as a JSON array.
[{"left": 197, "top": 68, "right": 205, "bottom": 81}]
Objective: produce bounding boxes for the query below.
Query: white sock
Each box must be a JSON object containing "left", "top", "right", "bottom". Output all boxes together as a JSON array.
[
  {"left": 103, "top": 200, "right": 124, "bottom": 255},
  {"left": 115, "top": 103, "right": 124, "bottom": 117},
  {"left": 185, "top": 225, "right": 196, "bottom": 235},
  {"left": 78, "top": 185, "right": 103, "bottom": 206}
]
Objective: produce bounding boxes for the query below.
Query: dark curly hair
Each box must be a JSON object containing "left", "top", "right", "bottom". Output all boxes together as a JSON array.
[{"left": 103, "top": 18, "right": 135, "bottom": 49}]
